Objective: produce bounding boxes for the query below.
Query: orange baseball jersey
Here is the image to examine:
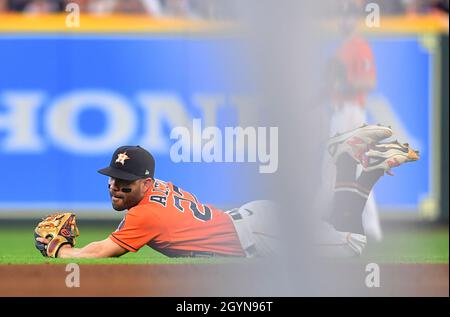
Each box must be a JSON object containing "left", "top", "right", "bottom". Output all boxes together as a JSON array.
[{"left": 109, "top": 179, "right": 245, "bottom": 257}]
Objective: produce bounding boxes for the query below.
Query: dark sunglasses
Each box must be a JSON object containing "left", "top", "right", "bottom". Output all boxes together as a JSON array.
[{"left": 108, "top": 184, "right": 132, "bottom": 193}]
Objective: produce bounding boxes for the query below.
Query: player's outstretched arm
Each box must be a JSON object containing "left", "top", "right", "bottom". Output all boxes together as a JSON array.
[
  {"left": 34, "top": 212, "right": 129, "bottom": 258},
  {"left": 36, "top": 237, "right": 128, "bottom": 258}
]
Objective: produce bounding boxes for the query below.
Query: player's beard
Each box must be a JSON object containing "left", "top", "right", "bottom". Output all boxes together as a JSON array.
[{"left": 110, "top": 191, "right": 143, "bottom": 211}]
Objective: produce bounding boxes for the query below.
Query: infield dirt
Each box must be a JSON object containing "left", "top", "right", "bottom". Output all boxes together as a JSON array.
[{"left": 0, "top": 263, "right": 447, "bottom": 296}]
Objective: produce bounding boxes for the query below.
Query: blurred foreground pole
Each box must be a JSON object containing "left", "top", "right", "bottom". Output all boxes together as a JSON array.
[{"left": 232, "top": 0, "right": 337, "bottom": 295}]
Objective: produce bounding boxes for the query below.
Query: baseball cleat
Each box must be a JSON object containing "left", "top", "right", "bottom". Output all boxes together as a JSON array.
[
  {"left": 363, "top": 140, "right": 420, "bottom": 175},
  {"left": 327, "top": 124, "right": 393, "bottom": 164}
]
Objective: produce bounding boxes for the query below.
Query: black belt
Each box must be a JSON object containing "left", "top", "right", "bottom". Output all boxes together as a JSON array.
[{"left": 226, "top": 208, "right": 244, "bottom": 221}]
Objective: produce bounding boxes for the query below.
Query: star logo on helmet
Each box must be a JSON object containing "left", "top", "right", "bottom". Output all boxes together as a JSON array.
[{"left": 115, "top": 152, "right": 130, "bottom": 165}]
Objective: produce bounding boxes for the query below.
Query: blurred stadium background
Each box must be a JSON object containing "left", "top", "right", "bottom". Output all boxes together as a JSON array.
[
  {"left": 0, "top": 0, "right": 447, "bottom": 220},
  {"left": 0, "top": 0, "right": 448, "bottom": 296}
]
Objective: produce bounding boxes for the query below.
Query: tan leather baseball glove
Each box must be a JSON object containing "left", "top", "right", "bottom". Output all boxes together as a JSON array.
[{"left": 34, "top": 212, "right": 80, "bottom": 258}]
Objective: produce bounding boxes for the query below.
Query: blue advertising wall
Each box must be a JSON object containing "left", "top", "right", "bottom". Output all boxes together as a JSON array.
[
  {"left": 368, "top": 36, "right": 433, "bottom": 211},
  {"left": 0, "top": 33, "right": 436, "bottom": 213},
  {"left": 0, "top": 35, "right": 254, "bottom": 210}
]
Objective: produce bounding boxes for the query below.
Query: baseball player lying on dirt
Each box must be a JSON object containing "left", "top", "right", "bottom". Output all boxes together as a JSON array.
[{"left": 34, "top": 124, "right": 419, "bottom": 259}]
